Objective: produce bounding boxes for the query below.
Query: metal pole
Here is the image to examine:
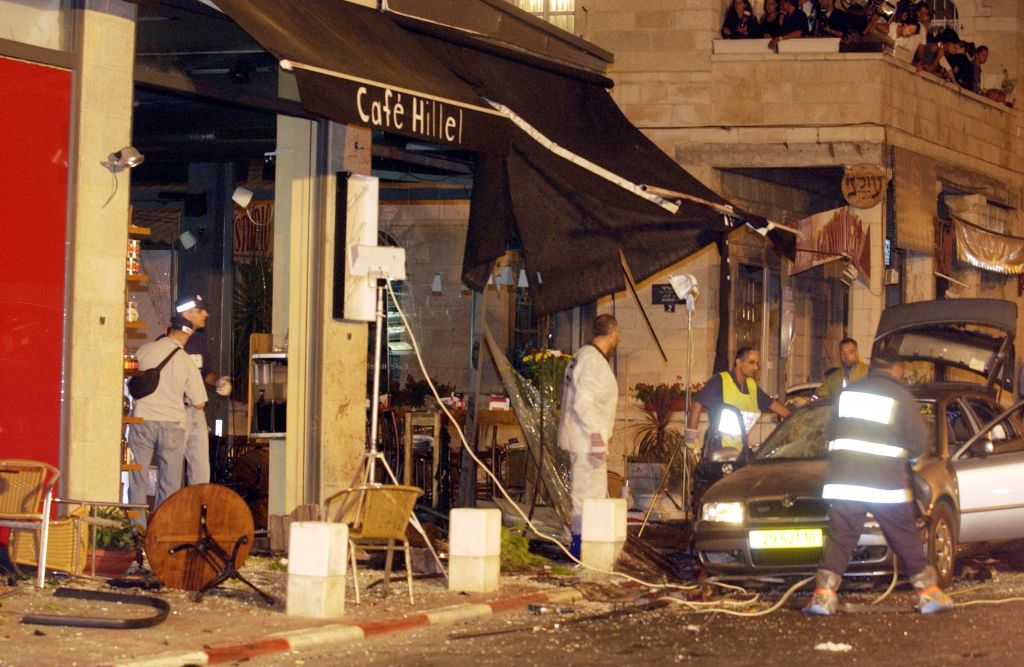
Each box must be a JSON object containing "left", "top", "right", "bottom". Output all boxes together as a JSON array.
[{"left": 368, "top": 285, "right": 385, "bottom": 481}]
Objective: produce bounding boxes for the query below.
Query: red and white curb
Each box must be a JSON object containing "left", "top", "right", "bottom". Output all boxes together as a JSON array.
[{"left": 107, "top": 588, "right": 583, "bottom": 666}]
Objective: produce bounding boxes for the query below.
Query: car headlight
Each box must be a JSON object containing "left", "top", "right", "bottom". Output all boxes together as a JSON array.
[{"left": 701, "top": 501, "right": 744, "bottom": 523}]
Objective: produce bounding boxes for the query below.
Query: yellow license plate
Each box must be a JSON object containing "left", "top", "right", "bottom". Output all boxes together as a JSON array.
[{"left": 748, "top": 529, "right": 823, "bottom": 550}]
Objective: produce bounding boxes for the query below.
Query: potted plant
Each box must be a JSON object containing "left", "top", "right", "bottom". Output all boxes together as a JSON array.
[
  {"left": 627, "top": 381, "right": 702, "bottom": 517},
  {"left": 90, "top": 506, "right": 142, "bottom": 576}
]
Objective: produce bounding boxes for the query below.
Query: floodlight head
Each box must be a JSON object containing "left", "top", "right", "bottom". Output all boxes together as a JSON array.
[
  {"left": 669, "top": 274, "right": 698, "bottom": 300},
  {"left": 232, "top": 186, "right": 254, "bottom": 209},
  {"left": 101, "top": 146, "right": 144, "bottom": 173}
]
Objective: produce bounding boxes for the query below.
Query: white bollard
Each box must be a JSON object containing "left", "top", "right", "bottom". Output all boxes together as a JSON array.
[
  {"left": 286, "top": 521, "right": 348, "bottom": 618},
  {"left": 448, "top": 508, "right": 501, "bottom": 593},
  {"left": 581, "top": 498, "right": 627, "bottom": 571}
]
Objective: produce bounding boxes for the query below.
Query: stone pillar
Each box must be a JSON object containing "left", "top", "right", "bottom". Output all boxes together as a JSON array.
[
  {"left": 581, "top": 498, "right": 627, "bottom": 571},
  {"left": 65, "top": 1, "right": 137, "bottom": 502},
  {"left": 448, "top": 508, "right": 501, "bottom": 593},
  {"left": 286, "top": 521, "right": 348, "bottom": 617}
]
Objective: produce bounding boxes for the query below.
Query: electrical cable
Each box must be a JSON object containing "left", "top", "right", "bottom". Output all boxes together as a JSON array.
[{"left": 383, "top": 278, "right": 707, "bottom": 594}]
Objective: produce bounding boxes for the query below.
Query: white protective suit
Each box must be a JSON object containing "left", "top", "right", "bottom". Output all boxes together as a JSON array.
[{"left": 558, "top": 345, "right": 618, "bottom": 535}]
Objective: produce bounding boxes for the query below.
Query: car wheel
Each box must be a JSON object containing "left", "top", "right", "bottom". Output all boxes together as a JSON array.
[{"left": 927, "top": 502, "right": 957, "bottom": 588}]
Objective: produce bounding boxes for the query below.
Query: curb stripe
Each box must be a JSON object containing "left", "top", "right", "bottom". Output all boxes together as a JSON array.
[
  {"left": 358, "top": 613, "right": 430, "bottom": 636},
  {"left": 111, "top": 587, "right": 582, "bottom": 666},
  {"left": 488, "top": 592, "right": 549, "bottom": 613},
  {"left": 206, "top": 638, "right": 292, "bottom": 664},
  {"left": 425, "top": 603, "right": 494, "bottom": 624},
  {"left": 270, "top": 624, "right": 365, "bottom": 650}
]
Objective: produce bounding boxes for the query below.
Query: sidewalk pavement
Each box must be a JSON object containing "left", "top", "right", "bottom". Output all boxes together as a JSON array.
[{"left": 0, "top": 555, "right": 584, "bottom": 667}]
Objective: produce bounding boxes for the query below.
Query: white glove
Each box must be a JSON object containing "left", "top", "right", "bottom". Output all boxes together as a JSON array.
[
  {"left": 685, "top": 428, "right": 700, "bottom": 449},
  {"left": 215, "top": 376, "right": 232, "bottom": 397}
]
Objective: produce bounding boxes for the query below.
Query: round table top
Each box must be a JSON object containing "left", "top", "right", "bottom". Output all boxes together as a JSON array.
[{"left": 145, "top": 484, "right": 255, "bottom": 591}]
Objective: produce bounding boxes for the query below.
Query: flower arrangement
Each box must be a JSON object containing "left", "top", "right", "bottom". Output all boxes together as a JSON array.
[{"left": 520, "top": 349, "right": 569, "bottom": 404}]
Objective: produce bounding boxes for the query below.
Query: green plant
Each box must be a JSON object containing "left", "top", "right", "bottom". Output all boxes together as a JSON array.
[
  {"left": 499, "top": 527, "right": 547, "bottom": 572},
  {"left": 92, "top": 506, "right": 138, "bottom": 551}
]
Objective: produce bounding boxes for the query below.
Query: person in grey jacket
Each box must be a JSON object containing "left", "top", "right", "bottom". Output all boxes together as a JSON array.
[{"left": 128, "top": 315, "right": 207, "bottom": 526}]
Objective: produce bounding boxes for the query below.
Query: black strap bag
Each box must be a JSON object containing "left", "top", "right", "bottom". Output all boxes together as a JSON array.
[{"left": 128, "top": 347, "right": 181, "bottom": 400}]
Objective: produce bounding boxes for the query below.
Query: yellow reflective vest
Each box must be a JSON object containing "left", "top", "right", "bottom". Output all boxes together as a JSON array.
[{"left": 717, "top": 371, "right": 762, "bottom": 450}]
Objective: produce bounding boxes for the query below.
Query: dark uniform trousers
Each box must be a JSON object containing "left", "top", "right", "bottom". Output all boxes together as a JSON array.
[{"left": 822, "top": 501, "right": 927, "bottom": 577}]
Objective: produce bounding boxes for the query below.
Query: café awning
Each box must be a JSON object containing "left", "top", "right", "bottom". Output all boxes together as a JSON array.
[
  {"left": 214, "top": 0, "right": 771, "bottom": 315},
  {"left": 213, "top": 0, "right": 509, "bottom": 153}
]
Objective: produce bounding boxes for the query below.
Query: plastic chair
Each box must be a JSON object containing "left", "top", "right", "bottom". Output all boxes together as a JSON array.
[
  {"left": 0, "top": 460, "right": 61, "bottom": 587},
  {"left": 324, "top": 484, "right": 422, "bottom": 604}
]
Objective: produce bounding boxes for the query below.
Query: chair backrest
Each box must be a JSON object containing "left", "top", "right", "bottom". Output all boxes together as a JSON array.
[
  {"left": 0, "top": 459, "right": 60, "bottom": 518},
  {"left": 347, "top": 484, "right": 422, "bottom": 541}
]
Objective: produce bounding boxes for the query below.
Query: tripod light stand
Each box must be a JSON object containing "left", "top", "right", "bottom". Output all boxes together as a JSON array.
[{"left": 637, "top": 274, "right": 699, "bottom": 536}]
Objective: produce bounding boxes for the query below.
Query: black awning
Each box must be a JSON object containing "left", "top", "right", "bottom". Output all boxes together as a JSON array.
[
  {"left": 414, "top": 29, "right": 755, "bottom": 314},
  {"left": 213, "top": 0, "right": 508, "bottom": 153},
  {"left": 214, "top": 0, "right": 768, "bottom": 315}
]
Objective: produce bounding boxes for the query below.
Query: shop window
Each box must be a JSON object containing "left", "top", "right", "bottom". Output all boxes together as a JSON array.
[
  {"left": 0, "top": 0, "right": 73, "bottom": 52},
  {"left": 511, "top": 0, "right": 575, "bottom": 33}
]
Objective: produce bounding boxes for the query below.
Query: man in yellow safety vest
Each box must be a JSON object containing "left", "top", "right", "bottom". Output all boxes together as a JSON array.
[{"left": 686, "top": 346, "right": 790, "bottom": 451}]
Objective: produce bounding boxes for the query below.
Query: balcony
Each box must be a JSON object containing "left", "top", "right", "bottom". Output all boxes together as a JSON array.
[{"left": 628, "top": 39, "right": 1019, "bottom": 178}]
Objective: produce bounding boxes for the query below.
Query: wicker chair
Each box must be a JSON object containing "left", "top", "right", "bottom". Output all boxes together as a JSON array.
[
  {"left": 0, "top": 459, "right": 61, "bottom": 587},
  {"left": 323, "top": 483, "right": 422, "bottom": 604}
]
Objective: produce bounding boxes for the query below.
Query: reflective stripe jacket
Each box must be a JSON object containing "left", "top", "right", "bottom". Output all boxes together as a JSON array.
[{"left": 822, "top": 371, "right": 928, "bottom": 504}]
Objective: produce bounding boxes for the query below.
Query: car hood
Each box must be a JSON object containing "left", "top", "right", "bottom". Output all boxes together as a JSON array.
[
  {"left": 872, "top": 298, "right": 1017, "bottom": 390},
  {"left": 701, "top": 459, "right": 827, "bottom": 503}
]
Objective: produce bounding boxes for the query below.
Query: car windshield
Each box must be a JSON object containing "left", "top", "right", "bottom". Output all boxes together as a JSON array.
[
  {"left": 754, "top": 403, "right": 832, "bottom": 460},
  {"left": 754, "top": 399, "right": 939, "bottom": 461}
]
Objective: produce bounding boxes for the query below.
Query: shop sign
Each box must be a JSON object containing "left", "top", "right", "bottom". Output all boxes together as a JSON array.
[
  {"left": 233, "top": 200, "right": 274, "bottom": 261},
  {"left": 356, "top": 86, "right": 464, "bottom": 145},
  {"left": 790, "top": 206, "right": 871, "bottom": 283},
  {"left": 841, "top": 164, "right": 887, "bottom": 208}
]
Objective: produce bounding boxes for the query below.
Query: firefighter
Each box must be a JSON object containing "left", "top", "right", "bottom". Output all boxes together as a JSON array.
[{"left": 805, "top": 349, "right": 954, "bottom": 615}]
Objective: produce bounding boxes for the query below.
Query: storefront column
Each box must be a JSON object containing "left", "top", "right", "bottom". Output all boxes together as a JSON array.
[
  {"left": 65, "top": 1, "right": 137, "bottom": 502},
  {"left": 317, "top": 123, "right": 373, "bottom": 506}
]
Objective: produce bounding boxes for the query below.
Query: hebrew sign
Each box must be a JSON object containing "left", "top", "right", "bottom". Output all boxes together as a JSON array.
[{"left": 841, "top": 164, "right": 887, "bottom": 209}]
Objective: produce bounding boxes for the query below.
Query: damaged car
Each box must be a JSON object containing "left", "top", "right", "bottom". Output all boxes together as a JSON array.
[{"left": 692, "top": 298, "right": 1024, "bottom": 587}]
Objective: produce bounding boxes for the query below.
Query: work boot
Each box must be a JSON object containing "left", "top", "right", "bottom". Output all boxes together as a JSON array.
[
  {"left": 569, "top": 533, "right": 582, "bottom": 560},
  {"left": 803, "top": 569, "right": 841, "bottom": 616},
  {"left": 910, "top": 566, "right": 954, "bottom": 614}
]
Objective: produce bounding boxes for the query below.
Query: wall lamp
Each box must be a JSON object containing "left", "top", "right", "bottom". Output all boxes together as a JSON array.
[{"left": 233, "top": 186, "right": 267, "bottom": 225}]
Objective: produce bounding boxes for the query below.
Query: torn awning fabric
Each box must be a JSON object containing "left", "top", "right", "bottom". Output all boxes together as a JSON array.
[
  {"left": 417, "top": 32, "right": 760, "bottom": 315},
  {"left": 214, "top": 0, "right": 767, "bottom": 315},
  {"left": 955, "top": 218, "right": 1024, "bottom": 274},
  {"left": 212, "top": 0, "right": 509, "bottom": 153}
]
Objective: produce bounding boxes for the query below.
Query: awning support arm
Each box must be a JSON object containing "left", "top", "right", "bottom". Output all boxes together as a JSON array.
[{"left": 620, "top": 251, "right": 668, "bottom": 363}]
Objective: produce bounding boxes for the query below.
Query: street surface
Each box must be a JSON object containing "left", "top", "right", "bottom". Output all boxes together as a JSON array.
[{"left": 246, "top": 563, "right": 1024, "bottom": 666}]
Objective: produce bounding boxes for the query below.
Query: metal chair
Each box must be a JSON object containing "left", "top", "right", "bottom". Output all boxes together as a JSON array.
[
  {"left": 0, "top": 459, "right": 61, "bottom": 587},
  {"left": 323, "top": 483, "right": 422, "bottom": 604}
]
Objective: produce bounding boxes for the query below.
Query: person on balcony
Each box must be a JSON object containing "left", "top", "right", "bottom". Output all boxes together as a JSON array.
[
  {"left": 769, "top": 0, "right": 809, "bottom": 51},
  {"left": 760, "top": 0, "right": 786, "bottom": 38},
  {"left": 813, "top": 0, "right": 855, "bottom": 38},
  {"left": 721, "top": 0, "right": 761, "bottom": 38}
]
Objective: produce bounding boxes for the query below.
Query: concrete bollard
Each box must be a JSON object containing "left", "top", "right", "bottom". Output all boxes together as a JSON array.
[
  {"left": 581, "top": 498, "right": 627, "bottom": 571},
  {"left": 448, "top": 508, "right": 501, "bottom": 593},
  {"left": 286, "top": 521, "right": 348, "bottom": 618}
]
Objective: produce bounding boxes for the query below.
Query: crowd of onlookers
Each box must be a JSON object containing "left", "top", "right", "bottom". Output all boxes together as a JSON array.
[{"left": 720, "top": 0, "right": 1005, "bottom": 102}]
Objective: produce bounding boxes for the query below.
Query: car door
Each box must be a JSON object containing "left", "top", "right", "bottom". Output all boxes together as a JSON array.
[{"left": 952, "top": 397, "right": 1024, "bottom": 543}]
